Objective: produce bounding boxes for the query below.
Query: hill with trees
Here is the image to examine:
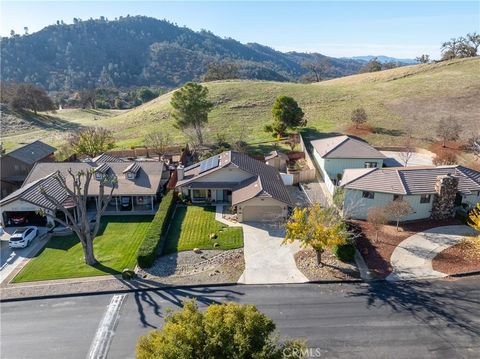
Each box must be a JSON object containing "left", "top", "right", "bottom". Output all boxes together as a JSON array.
[{"left": 0, "top": 16, "right": 369, "bottom": 90}]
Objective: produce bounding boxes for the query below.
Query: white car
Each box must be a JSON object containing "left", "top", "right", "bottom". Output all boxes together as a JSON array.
[{"left": 8, "top": 226, "right": 38, "bottom": 249}]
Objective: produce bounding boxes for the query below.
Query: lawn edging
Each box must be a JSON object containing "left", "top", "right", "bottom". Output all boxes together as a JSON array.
[{"left": 136, "top": 190, "right": 176, "bottom": 268}]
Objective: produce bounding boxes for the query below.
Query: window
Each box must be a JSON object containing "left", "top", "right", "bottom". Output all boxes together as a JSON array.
[
  {"left": 362, "top": 191, "right": 375, "bottom": 199},
  {"left": 127, "top": 172, "right": 135, "bottom": 180},
  {"left": 364, "top": 162, "right": 378, "bottom": 168},
  {"left": 95, "top": 172, "right": 102, "bottom": 180},
  {"left": 192, "top": 189, "right": 206, "bottom": 200},
  {"left": 393, "top": 194, "right": 403, "bottom": 201},
  {"left": 420, "top": 194, "right": 431, "bottom": 204}
]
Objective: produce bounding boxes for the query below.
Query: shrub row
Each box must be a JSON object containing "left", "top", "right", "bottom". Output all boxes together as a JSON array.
[{"left": 137, "top": 190, "right": 175, "bottom": 268}]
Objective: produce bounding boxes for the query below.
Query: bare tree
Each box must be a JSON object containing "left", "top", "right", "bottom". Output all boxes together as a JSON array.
[
  {"left": 467, "top": 135, "right": 480, "bottom": 161},
  {"left": 367, "top": 207, "right": 388, "bottom": 241},
  {"left": 38, "top": 169, "right": 116, "bottom": 265},
  {"left": 233, "top": 122, "right": 249, "bottom": 153},
  {"left": 415, "top": 54, "right": 430, "bottom": 64},
  {"left": 78, "top": 89, "right": 97, "bottom": 109},
  {"left": 301, "top": 58, "right": 331, "bottom": 82},
  {"left": 385, "top": 200, "right": 413, "bottom": 230},
  {"left": 436, "top": 117, "right": 462, "bottom": 147},
  {"left": 145, "top": 131, "right": 172, "bottom": 161},
  {"left": 399, "top": 131, "right": 415, "bottom": 166}
]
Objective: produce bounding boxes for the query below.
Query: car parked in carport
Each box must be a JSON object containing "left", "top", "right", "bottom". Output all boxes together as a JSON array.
[{"left": 8, "top": 226, "right": 38, "bottom": 249}]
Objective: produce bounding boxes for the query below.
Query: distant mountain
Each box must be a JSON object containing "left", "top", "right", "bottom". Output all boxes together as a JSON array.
[
  {"left": 345, "top": 55, "right": 417, "bottom": 64},
  {"left": 0, "top": 16, "right": 369, "bottom": 91}
]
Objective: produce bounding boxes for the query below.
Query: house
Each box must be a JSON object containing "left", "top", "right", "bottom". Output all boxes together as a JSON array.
[
  {"left": 340, "top": 165, "right": 480, "bottom": 221},
  {"left": 311, "top": 135, "right": 386, "bottom": 193},
  {"left": 0, "top": 141, "right": 56, "bottom": 199},
  {"left": 0, "top": 157, "right": 169, "bottom": 227},
  {"left": 175, "top": 151, "right": 292, "bottom": 222},
  {"left": 264, "top": 150, "right": 289, "bottom": 172}
]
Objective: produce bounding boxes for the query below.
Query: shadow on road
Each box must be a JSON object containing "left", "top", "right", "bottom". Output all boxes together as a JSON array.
[{"left": 349, "top": 280, "right": 480, "bottom": 338}]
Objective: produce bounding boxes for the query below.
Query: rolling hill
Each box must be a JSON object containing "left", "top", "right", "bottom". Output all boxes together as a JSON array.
[{"left": 2, "top": 57, "right": 479, "bottom": 166}]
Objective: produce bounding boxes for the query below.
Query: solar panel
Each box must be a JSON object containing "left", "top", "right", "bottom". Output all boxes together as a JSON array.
[{"left": 199, "top": 155, "right": 220, "bottom": 173}]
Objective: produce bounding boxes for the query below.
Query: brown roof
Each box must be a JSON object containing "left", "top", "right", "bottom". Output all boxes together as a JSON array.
[
  {"left": 265, "top": 150, "right": 289, "bottom": 161},
  {"left": 91, "top": 153, "right": 126, "bottom": 163},
  {"left": 6, "top": 140, "right": 56, "bottom": 165},
  {"left": 341, "top": 165, "right": 480, "bottom": 195},
  {"left": 177, "top": 151, "right": 292, "bottom": 205},
  {"left": 311, "top": 135, "right": 386, "bottom": 159}
]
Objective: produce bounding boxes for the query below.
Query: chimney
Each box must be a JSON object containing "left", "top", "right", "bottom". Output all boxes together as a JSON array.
[
  {"left": 177, "top": 164, "right": 184, "bottom": 181},
  {"left": 431, "top": 174, "right": 459, "bottom": 220}
]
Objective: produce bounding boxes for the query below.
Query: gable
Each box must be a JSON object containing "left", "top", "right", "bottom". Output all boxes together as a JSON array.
[{"left": 194, "top": 166, "right": 253, "bottom": 183}]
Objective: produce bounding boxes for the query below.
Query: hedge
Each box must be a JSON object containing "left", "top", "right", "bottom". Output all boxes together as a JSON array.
[
  {"left": 137, "top": 190, "right": 175, "bottom": 268},
  {"left": 332, "top": 242, "right": 356, "bottom": 263}
]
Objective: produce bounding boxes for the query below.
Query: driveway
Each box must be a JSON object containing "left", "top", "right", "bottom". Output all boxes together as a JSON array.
[
  {"left": 238, "top": 222, "right": 308, "bottom": 284},
  {"left": 387, "top": 225, "right": 478, "bottom": 281},
  {"left": 381, "top": 150, "right": 434, "bottom": 167}
]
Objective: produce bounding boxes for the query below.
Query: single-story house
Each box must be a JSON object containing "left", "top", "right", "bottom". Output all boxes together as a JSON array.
[
  {"left": 311, "top": 135, "right": 386, "bottom": 193},
  {"left": 0, "top": 157, "right": 169, "bottom": 227},
  {"left": 1, "top": 140, "right": 56, "bottom": 199},
  {"left": 175, "top": 151, "right": 292, "bottom": 222},
  {"left": 340, "top": 165, "right": 480, "bottom": 221}
]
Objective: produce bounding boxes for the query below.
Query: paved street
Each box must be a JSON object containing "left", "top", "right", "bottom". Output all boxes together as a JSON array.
[{"left": 2, "top": 280, "right": 480, "bottom": 359}]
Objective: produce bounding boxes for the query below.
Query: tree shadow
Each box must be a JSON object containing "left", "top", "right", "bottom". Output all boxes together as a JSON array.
[
  {"left": 372, "top": 127, "right": 404, "bottom": 137},
  {"left": 348, "top": 280, "right": 480, "bottom": 338},
  {"left": 14, "top": 111, "right": 85, "bottom": 133}
]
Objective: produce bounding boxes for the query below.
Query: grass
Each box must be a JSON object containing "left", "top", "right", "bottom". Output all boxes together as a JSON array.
[
  {"left": 12, "top": 215, "right": 153, "bottom": 282},
  {"left": 2, "top": 58, "right": 479, "bottom": 156},
  {"left": 163, "top": 206, "right": 243, "bottom": 254}
]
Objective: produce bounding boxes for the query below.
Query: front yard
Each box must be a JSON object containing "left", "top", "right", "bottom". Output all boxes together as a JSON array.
[
  {"left": 163, "top": 206, "right": 243, "bottom": 254},
  {"left": 13, "top": 215, "right": 153, "bottom": 282}
]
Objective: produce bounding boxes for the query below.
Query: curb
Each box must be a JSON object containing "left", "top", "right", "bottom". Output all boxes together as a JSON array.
[{"left": 448, "top": 270, "right": 480, "bottom": 278}]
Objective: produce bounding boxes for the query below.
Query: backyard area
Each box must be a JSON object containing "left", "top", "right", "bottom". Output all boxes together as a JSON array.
[
  {"left": 12, "top": 215, "right": 153, "bottom": 282},
  {"left": 163, "top": 206, "right": 243, "bottom": 254}
]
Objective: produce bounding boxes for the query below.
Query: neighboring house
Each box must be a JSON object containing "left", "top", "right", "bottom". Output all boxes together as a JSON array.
[
  {"left": 340, "top": 165, "right": 480, "bottom": 221},
  {"left": 311, "top": 135, "right": 386, "bottom": 193},
  {"left": 0, "top": 157, "right": 169, "bottom": 227},
  {"left": 176, "top": 151, "right": 292, "bottom": 222},
  {"left": 0, "top": 141, "right": 56, "bottom": 199},
  {"left": 264, "top": 150, "right": 289, "bottom": 172}
]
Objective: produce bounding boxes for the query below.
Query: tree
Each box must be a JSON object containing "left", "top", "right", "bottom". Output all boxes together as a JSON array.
[
  {"left": 38, "top": 169, "right": 116, "bottom": 265},
  {"left": 145, "top": 131, "right": 172, "bottom": 160},
  {"left": 203, "top": 62, "right": 239, "bottom": 81},
  {"left": 78, "top": 89, "right": 96, "bottom": 109},
  {"left": 283, "top": 204, "right": 348, "bottom": 266},
  {"left": 436, "top": 117, "right": 462, "bottom": 147},
  {"left": 301, "top": 58, "right": 331, "bottom": 82},
  {"left": 351, "top": 107, "right": 368, "bottom": 129},
  {"left": 171, "top": 82, "right": 213, "bottom": 146},
  {"left": 385, "top": 200, "right": 413, "bottom": 230},
  {"left": 399, "top": 133, "right": 415, "bottom": 166},
  {"left": 367, "top": 207, "right": 387, "bottom": 241},
  {"left": 441, "top": 36, "right": 477, "bottom": 60},
  {"left": 265, "top": 96, "right": 306, "bottom": 137},
  {"left": 466, "top": 32, "right": 480, "bottom": 54},
  {"left": 466, "top": 134, "right": 480, "bottom": 160},
  {"left": 9, "top": 83, "right": 55, "bottom": 114},
  {"left": 415, "top": 54, "right": 430, "bottom": 64},
  {"left": 68, "top": 127, "right": 115, "bottom": 157},
  {"left": 432, "top": 150, "right": 457, "bottom": 166},
  {"left": 136, "top": 300, "right": 305, "bottom": 359},
  {"left": 468, "top": 203, "right": 480, "bottom": 232},
  {"left": 360, "top": 58, "right": 382, "bottom": 73}
]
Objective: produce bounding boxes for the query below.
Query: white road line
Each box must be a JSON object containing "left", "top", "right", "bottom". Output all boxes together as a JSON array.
[{"left": 86, "top": 294, "right": 126, "bottom": 359}]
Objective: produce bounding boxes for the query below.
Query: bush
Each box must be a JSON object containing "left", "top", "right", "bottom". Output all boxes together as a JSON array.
[
  {"left": 137, "top": 190, "right": 175, "bottom": 268},
  {"left": 332, "top": 242, "right": 356, "bottom": 262}
]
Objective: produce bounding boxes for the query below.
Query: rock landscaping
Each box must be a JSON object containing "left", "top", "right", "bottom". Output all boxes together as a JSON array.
[{"left": 432, "top": 241, "right": 480, "bottom": 275}]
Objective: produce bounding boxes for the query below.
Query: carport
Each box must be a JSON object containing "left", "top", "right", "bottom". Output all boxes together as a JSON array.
[{"left": 2, "top": 211, "right": 47, "bottom": 227}]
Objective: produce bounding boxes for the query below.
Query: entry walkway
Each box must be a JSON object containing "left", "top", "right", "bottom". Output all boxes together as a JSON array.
[{"left": 387, "top": 225, "right": 478, "bottom": 281}]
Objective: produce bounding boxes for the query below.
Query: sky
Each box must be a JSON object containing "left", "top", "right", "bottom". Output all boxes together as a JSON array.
[{"left": 1, "top": 1, "right": 479, "bottom": 59}]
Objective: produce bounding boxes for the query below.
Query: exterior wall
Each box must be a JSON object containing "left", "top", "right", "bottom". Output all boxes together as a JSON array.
[
  {"left": 343, "top": 189, "right": 433, "bottom": 221},
  {"left": 323, "top": 158, "right": 384, "bottom": 182},
  {"left": 237, "top": 197, "right": 288, "bottom": 222},
  {"left": 461, "top": 192, "right": 480, "bottom": 209},
  {"left": 0, "top": 199, "right": 55, "bottom": 226},
  {"left": 312, "top": 150, "right": 336, "bottom": 194},
  {"left": 266, "top": 157, "right": 287, "bottom": 172},
  {"left": 197, "top": 167, "right": 252, "bottom": 183}
]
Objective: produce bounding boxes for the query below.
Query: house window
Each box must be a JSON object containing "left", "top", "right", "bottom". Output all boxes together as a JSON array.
[
  {"left": 95, "top": 172, "right": 102, "bottom": 180},
  {"left": 393, "top": 194, "right": 403, "bottom": 201},
  {"left": 364, "top": 162, "right": 378, "bottom": 168},
  {"left": 362, "top": 191, "right": 375, "bottom": 199},
  {"left": 127, "top": 172, "right": 135, "bottom": 180},
  {"left": 192, "top": 189, "right": 206, "bottom": 200},
  {"left": 420, "top": 194, "right": 431, "bottom": 204}
]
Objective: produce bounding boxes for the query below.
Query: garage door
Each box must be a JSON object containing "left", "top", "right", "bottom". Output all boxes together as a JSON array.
[{"left": 242, "top": 206, "right": 283, "bottom": 222}]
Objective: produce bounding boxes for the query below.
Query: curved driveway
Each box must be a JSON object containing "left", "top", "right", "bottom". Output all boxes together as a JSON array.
[{"left": 387, "top": 225, "right": 478, "bottom": 281}]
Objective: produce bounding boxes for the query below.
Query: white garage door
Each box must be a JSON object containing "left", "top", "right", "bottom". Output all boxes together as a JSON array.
[{"left": 242, "top": 205, "right": 283, "bottom": 222}]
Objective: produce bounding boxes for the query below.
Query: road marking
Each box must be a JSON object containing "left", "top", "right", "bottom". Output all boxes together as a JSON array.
[{"left": 86, "top": 294, "right": 126, "bottom": 359}]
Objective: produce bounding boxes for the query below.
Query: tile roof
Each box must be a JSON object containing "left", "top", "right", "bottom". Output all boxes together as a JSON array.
[
  {"left": 176, "top": 151, "right": 292, "bottom": 205},
  {"left": 264, "top": 150, "right": 289, "bottom": 161},
  {"left": 91, "top": 153, "right": 126, "bottom": 163},
  {"left": 123, "top": 162, "right": 141, "bottom": 174},
  {"left": 311, "top": 135, "right": 386, "bottom": 159},
  {"left": 341, "top": 165, "right": 480, "bottom": 195},
  {"left": 6, "top": 141, "right": 56, "bottom": 165}
]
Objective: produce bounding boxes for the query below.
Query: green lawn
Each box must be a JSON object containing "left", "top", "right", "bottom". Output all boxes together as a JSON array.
[
  {"left": 13, "top": 215, "right": 153, "bottom": 282},
  {"left": 163, "top": 206, "right": 243, "bottom": 254}
]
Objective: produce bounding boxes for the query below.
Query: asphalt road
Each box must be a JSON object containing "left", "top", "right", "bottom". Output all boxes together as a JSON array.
[{"left": 2, "top": 280, "right": 480, "bottom": 359}]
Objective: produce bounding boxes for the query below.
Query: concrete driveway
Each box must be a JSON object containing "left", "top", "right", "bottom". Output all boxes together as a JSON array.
[
  {"left": 387, "top": 225, "right": 478, "bottom": 281},
  {"left": 238, "top": 222, "right": 308, "bottom": 284}
]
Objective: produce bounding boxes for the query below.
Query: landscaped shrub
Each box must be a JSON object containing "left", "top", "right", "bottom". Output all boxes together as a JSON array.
[
  {"left": 137, "top": 190, "right": 175, "bottom": 268},
  {"left": 332, "top": 242, "right": 356, "bottom": 262}
]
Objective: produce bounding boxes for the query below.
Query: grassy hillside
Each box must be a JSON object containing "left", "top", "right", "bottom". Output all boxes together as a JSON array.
[{"left": 2, "top": 57, "right": 479, "bottom": 157}]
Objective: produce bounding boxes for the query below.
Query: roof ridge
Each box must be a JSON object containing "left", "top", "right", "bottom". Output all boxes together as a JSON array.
[
  {"left": 394, "top": 168, "right": 408, "bottom": 195},
  {"left": 341, "top": 167, "right": 377, "bottom": 186},
  {"left": 321, "top": 136, "right": 350, "bottom": 158}
]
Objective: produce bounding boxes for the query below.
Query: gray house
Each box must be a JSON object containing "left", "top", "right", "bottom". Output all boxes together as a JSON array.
[
  {"left": 311, "top": 135, "right": 386, "bottom": 193},
  {"left": 0, "top": 157, "right": 169, "bottom": 227},
  {"left": 340, "top": 165, "right": 480, "bottom": 221},
  {"left": 176, "top": 151, "right": 292, "bottom": 222},
  {"left": 0, "top": 141, "right": 56, "bottom": 199}
]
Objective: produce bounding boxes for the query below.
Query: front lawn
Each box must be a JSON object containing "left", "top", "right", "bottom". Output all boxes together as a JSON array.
[
  {"left": 163, "top": 206, "right": 243, "bottom": 254},
  {"left": 13, "top": 215, "right": 153, "bottom": 282}
]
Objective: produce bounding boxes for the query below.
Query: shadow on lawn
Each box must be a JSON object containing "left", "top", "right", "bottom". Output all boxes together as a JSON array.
[{"left": 121, "top": 277, "right": 245, "bottom": 329}]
